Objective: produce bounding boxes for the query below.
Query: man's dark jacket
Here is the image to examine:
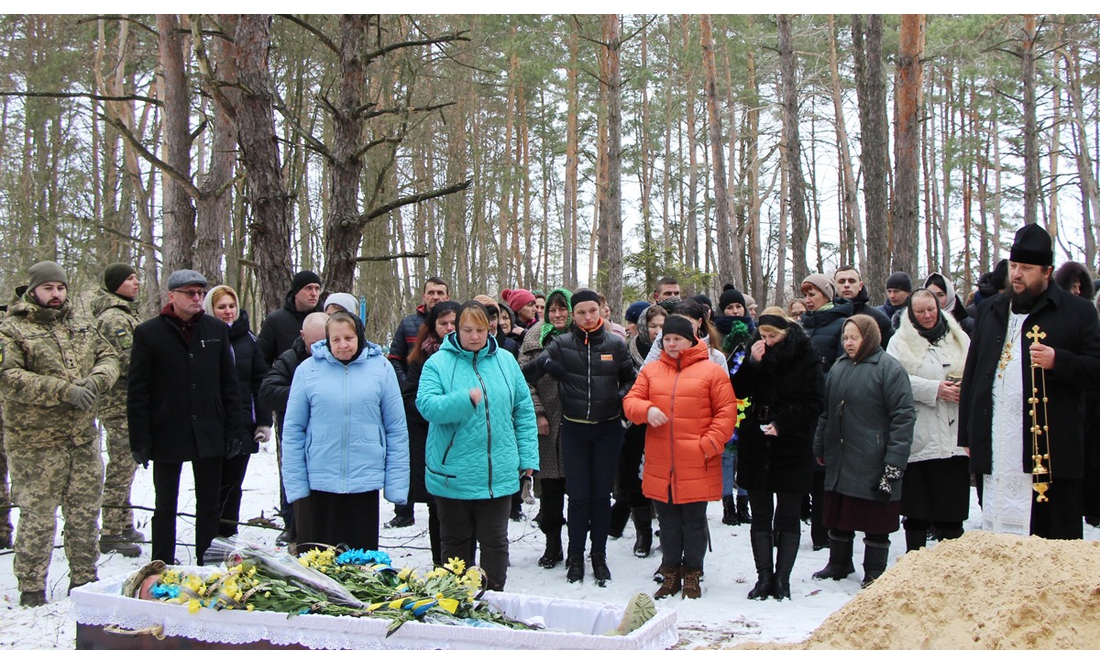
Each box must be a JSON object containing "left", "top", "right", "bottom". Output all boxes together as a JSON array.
[
  {"left": 958, "top": 283, "right": 1100, "bottom": 479},
  {"left": 258, "top": 335, "right": 310, "bottom": 433},
  {"left": 525, "top": 322, "right": 636, "bottom": 423},
  {"left": 227, "top": 309, "right": 272, "bottom": 454},
  {"left": 835, "top": 284, "right": 893, "bottom": 348},
  {"left": 257, "top": 292, "right": 321, "bottom": 366},
  {"left": 128, "top": 312, "right": 243, "bottom": 462},
  {"left": 388, "top": 305, "right": 426, "bottom": 387}
]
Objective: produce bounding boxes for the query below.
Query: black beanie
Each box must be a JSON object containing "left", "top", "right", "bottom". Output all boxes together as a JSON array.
[
  {"left": 104, "top": 262, "right": 137, "bottom": 294},
  {"left": 1009, "top": 224, "right": 1054, "bottom": 267},
  {"left": 290, "top": 270, "right": 321, "bottom": 296},
  {"left": 570, "top": 289, "right": 601, "bottom": 309},
  {"left": 718, "top": 284, "right": 746, "bottom": 312},
  {"left": 662, "top": 315, "right": 698, "bottom": 346},
  {"left": 885, "top": 272, "right": 912, "bottom": 293},
  {"left": 991, "top": 259, "right": 1009, "bottom": 291}
]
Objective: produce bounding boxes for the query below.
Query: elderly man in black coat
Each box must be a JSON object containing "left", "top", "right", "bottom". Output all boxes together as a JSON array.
[
  {"left": 128, "top": 269, "right": 242, "bottom": 565},
  {"left": 958, "top": 224, "right": 1100, "bottom": 540}
]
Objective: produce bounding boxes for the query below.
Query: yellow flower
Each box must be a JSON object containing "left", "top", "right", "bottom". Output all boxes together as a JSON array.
[
  {"left": 398, "top": 567, "right": 414, "bottom": 581},
  {"left": 446, "top": 557, "right": 466, "bottom": 575},
  {"left": 264, "top": 591, "right": 271, "bottom": 598},
  {"left": 187, "top": 599, "right": 202, "bottom": 614},
  {"left": 427, "top": 568, "right": 447, "bottom": 579},
  {"left": 246, "top": 604, "right": 255, "bottom": 612}
]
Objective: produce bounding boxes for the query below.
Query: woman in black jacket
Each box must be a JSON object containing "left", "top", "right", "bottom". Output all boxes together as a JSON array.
[
  {"left": 402, "top": 300, "right": 461, "bottom": 566},
  {"left": 732, "top": 308, "right": 824, "bottom": 600},
  {"left": 206, "top": 285, "right": 272, "bottom": 537}
]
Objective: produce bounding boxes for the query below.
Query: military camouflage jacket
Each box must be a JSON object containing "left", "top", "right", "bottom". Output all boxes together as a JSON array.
[
  {"left": 91, "top": 288, "right": 141, "bottom": 419},
  {"left": 0, "top": 293, "right": 120, "bottom": 446}
]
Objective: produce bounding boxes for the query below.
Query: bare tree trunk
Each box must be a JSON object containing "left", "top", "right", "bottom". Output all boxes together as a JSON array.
[
  {"left": 745, "top": 42, "right": 764, "bottom": 302},
  {"left": 1063, "top": 40, "right": 1100, "bottom": 266},
  {"left": 234, "top": 15, "right": 292, "bottom": 314},
  {"left": 157, "top": 14, "right": 196, "bottom": 273},
  {"left": 852, "top": 14, "right": 890, "bottom": 303},
  {"left": 828, "top": 15, "right": 864, "bottom": 271},
  {"left": 700, "top": 15, "right": 737, "bottom": 285},
  {"left": 683, "top": 16, "right": 699, "bottom": 274},
  {"left": 1022, "top": 14, "right": 1040, "bottom": 226},
  {"left": 563, "top": 23, "right": 580, "bottom": 287},
  {"left": 893, "top": 14, "right": 924, "bottom": 278},
  {"left": 778, "top": 14, "right": 810, "bottom": 283},
  {"left": 597, "top": 14, "right": 623, "bottom": 315}
]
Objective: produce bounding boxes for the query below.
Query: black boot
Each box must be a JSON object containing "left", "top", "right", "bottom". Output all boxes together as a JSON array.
[
  {"left": 591, "top": 552, "right": 611, "bottom": 586},
  {"left": 566, "top": 555, "right": 585, "bottom": 583},
  {"left": 539, "top": 527, "right": 564, "bottom": 569},
  {"left": 609, "top": 501, "right": 631, "bottom": 539},
  {"left": 861, "top": 538, "right": 891, "bottom": 588},
  {"left": 904, "top": 528, "right": 927, "bottom": 553},
  {"left": 632, "top": 505, "right": 653, "bottom": 558},
  {"left": 939, "top": 527, "right": 964, "bottom": 541},
  {"left": 771, "top": 531, "right": 800, "bottom": 600},
  {"left": 722, "top": 496, "right": 738, "bottom": 526},
  {"left": 746, "top": 531, "right": 773, "bottom": 600},
  {"left": 736, "top": 495, "right": 752, "bottom": 524},
  {"left": 813, "top": 530, "right": 855, "bottom": 580}
]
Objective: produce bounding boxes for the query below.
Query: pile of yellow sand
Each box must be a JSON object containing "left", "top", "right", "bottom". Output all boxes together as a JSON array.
[{"left": 798, "top": 531, "right": 1100, "bottom": 649}]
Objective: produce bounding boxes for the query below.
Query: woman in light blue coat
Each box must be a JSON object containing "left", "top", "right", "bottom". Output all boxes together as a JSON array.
[
  {"left": 417, "top": 301, "right": 538, "bottom": 590},
  {"left": 282, "top": 311, "right": 409, "bottom": 550}
]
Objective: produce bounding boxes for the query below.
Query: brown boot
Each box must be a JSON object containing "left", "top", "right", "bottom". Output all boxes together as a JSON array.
[
  {"left": 653, "top": 564, "right": 681, "bottom": 599},
  {"left": 682, "top": 567, "right": 703, "bottom": 599}
]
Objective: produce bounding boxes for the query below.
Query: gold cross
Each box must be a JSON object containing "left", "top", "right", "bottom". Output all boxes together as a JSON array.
[{"left": 1026, "top": 325, "right": 1046, "bottom": 346}]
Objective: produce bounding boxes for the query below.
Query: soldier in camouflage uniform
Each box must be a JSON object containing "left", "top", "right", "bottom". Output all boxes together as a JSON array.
[
  {"left": 91, "top": 263, "right": 143, "bottom": 557},
  {"left": 0, "top": 301, "right": 13, "bottom": 551},
  {"left": 0, "top": 261, "right": 119, "bottom": 607}
]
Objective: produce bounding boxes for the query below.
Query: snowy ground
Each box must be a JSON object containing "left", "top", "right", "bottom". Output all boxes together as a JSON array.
[{"left": 2, "top": 439, "right": 1098, "bottom": 650}]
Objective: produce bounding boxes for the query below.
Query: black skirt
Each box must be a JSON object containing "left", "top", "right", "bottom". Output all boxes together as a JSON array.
[
  {"left": 899, "top": 455, "right": 971, "bottom": 522},
  {"left": 823, "top": 491, "right": 901, "bottom": 534},
  {"left": 294, "top": 489, "right": 380, "bottom": 551}
]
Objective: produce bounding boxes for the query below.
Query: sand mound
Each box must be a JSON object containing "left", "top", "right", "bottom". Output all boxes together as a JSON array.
[{"left": 794, "top": 531, "right": 1100, "bottom": 649}]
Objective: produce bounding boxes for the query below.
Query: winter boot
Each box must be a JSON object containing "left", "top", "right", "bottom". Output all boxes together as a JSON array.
[
  {"left": 904, "top": 528, "right": 927, "bottom": 553},
  {"left": 653, "top": 564, "right": 682, "bottom": 599},
  {"left": 771, "top": 531, "right": 800, "bottom": 600},
  {"left": 721, "top": 495, "right": 738, "bottom": 526},
  {"left": 539, "top": 527, "right": 564, "bottom": 569},
  {"left": 122, "top": 526, "right": 146, "bottom": 542},
  {"left": 99, "top": 535, "right": 141, "bottom": 558},
  {"left": 939, "top": 527, "right": 964, "bottom": 541},
  {"left": 736, "top": 495, "right": 752, "bottom": 524},
  {"left": 681, "top": 567, "right": 703, "bottom": 599},
  {"left": 632, "top": 505, "right": 653, "bottom": 558},
  {"left": 861, "top": 538, "right": 891, "bottom": 588},
  {"left": 608, "top": 501, "right": 631, "bottom": 539},
  {"left": 591, "top": 552, "right": 612, "bottom": 587},
  {"left": 812, "top": 530, "right": 855, "bottom": 580},
  {"left": 20, "top": 590, "right": 47, "bottom": 608},
  {"left": 566, "top": 555, "right": 585, "bottom": 583},
  {"left": 747, "top": 531, "right": 774, "bottom": 600}
]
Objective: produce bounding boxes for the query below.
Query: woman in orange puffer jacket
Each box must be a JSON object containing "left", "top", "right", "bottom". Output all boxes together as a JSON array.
[{"left": 623, "top": 315, "right": 738, "bottom": 600}]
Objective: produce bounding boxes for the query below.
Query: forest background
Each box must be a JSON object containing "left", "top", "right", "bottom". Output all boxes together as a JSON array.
[{"left": 1, "top": 13, "right": 1097, "bottom": 343}]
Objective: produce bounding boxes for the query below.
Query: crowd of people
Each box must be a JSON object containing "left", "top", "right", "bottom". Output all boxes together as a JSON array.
[{"left": 2, "top": 222, "right": 1099, "bottom": 609}]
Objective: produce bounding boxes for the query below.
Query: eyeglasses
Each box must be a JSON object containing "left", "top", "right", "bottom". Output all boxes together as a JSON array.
[{"left": 172, "top": 288, "right": 207, "bottom": 299}]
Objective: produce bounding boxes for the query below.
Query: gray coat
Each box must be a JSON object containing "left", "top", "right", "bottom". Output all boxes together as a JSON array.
[{"left": 813, "top": 348, "right": 916, "bottom": 502}]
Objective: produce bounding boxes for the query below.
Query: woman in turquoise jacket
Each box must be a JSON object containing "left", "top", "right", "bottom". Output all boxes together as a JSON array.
[
  {"left": 282, "top": 312, "right": 410, "bottom": 551},
  {"left": 417, "top": 301, "right": 539, "bottom": 591}
]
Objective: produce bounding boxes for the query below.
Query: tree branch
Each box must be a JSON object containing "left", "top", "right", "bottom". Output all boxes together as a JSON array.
[
  {"left": 356, "top": 179, "right": 471, "bottom": 225},
  {"left": 362, "top": 32, "right": 470, "bottom": 66},
  {"left": 101, "top": 114, "right": 203, "bottom": 200},
  {"left": 355, "top": 252, "right": 428, "bottom": 263},
  {"left": 272, "top": 92, "right": 334, "bottom": 161},
  {"left": 357, "top": 100, "right": 455, "bottom": 121},
  {"left": 276, "top": 14, "right": 340, "bottom": 55},
  {"left": 0, "top": 90, "right": 161, "bottom": 105}
]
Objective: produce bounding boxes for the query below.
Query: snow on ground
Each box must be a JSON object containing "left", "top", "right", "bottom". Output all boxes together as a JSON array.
[{"left": 2, "top": 439, "right": 1098, "bottom": 650}]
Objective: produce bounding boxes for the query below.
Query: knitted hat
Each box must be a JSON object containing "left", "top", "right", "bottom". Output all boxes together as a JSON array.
[
  {"left": 570, "top": 289, "right": 601, "bottom": 309},
  {"left": 886, "top": 272, "right": 912, "bottom": 293},
  {"left": 323, "top": 292, "right": 358, "bottom": 315},
  {"left": 104, "top": 263, "right": 137, "bottom": 293},
  {"left": 501, "top": 288, "right": 536, "bottom": 313},
  {"left": 800, "top": 274, "right": 835, "bottom": 302},
  {"left": 166, "top": 269, "right": 207, "bottom": 291},
  {"left": 1009, "top": 224, "right": 1054, "bottom": 267},
  {"left": 625, "top": 301, "right": 650, "bottom": 324},
  {"left": 472, "top": 294, "right": 500, "bottom": 316},
  {"left": 290, "top": 270, "right": 321, "bottom": 296},
  {"left": 718, "top": 284, "right": 746, "bottom": 312},
  {"left": 27, "top": 261, "right": 68, "bottom": 292},
  {"left": 990, "top": 259, "right": 1009, "bottom": 291},
  {"left": 662, "top": 315, "right": 698, "bottom": 346}
]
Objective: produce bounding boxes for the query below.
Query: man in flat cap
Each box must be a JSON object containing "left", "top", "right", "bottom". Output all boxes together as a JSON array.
[
  {"left": 128, "top": 269, "right": 242, "bottom": 565},
  {"left": 959, "top": 224, "right": 1100, "bottom": 539},
  {"left": 91, "top": 263, "right": 143, "bottom": 557},
  {"left": 0, "top": 261, "right": 119, "bottom": 606}
]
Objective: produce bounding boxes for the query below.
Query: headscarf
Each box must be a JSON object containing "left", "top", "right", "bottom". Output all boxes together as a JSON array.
[
  {"left": 906, "top": 289, "right": 948, "bottom": 345},
  {"left": 538, "top": 288, "right": 574, "bottom": 346},
  {"left": 842, "top": 314, "right": 881, "bottom": 363}
]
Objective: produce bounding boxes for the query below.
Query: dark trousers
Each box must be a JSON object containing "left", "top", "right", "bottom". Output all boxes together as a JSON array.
[
  {"left": 748, "top": 490, "right": 802, "bottom": 535},
  {"left": 561, "top": 419, "right": 623, "bottom": 559},
  {"left": 152, "top": 458, "right": 222, "bottom": 566},
  {"left": 435, "top": 495, "right": 511, "bottom": 591},
  {"left": 295, "top": 490, "right": 380, "bottom": 551},
  {"left": 810, "top": 468, "right": 827, "bottom": 547},
  {"left": 614, "top": 423, "right": 647, "bottom": 508},
  {"left": 653, "top": 497, "right": 709, "bottom": 569},
  {"left": 394, "top": 501, "right": 415, "bottom": 519},
  {"left": 218, "top": 453, "right": 251, "bottom": 537},
  {"left": 426, "top": 496, "right": 442, "bottom": 566},
  {"left": 538, "top": 477, "right": 567, "bottom": 533}
]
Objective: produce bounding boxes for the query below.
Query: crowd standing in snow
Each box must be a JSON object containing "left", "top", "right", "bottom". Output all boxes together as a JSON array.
[{"left": 1, "top": 222, "right": 1100, "bottom": 609}]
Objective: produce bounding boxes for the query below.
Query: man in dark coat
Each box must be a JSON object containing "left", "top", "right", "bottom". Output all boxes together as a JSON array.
[
  {"left": 256, "top": 270, "right": 323, "bottom": 366},
  {"left": 879, "top": 272, "right": 911, "bottom": 327},
  {"left": 128, "top": 270, "right": 242, "bottom": 565},
  {"left": 833, "top": 266, "right": 894, "bottom": 347},
  {"left": 385, "top": 276, "right": 449, "bottom": 528},
  {"left": 958, "top": 224, "right": 1100, "bottom": 540}
]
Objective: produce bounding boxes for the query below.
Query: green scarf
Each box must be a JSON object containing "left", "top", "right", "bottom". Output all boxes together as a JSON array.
[{"left": 538, "top": 287, "right": 574, "bottom": 346}]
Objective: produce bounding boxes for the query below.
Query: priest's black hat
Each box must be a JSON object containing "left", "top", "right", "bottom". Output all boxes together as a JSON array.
[{"left": 1009, "top": 224, "right": 1053, "bottom": 267}]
